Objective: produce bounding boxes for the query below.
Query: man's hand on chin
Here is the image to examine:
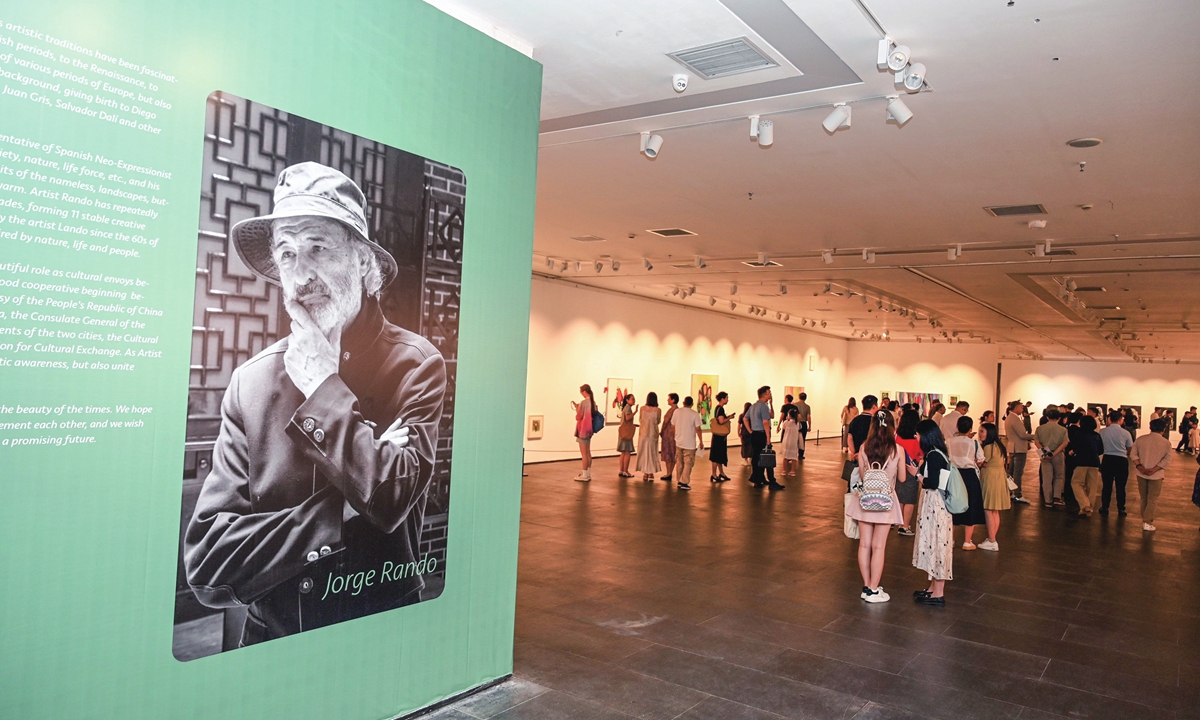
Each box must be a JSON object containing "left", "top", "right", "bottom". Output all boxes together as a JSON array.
[{"left": 284, "top": 299, "right": 340, "bottom": 398}]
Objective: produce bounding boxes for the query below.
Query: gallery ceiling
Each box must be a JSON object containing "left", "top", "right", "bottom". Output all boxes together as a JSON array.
[{"left": 434, "top": 0, "right": 1200, "bottom": 362}]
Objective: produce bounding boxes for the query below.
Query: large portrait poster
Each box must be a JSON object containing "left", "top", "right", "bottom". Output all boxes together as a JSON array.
[
  {"left": 690, "top": 373, "right": 718, "bottom": 430},
  {"left": 172, "top": 92, "right": 463, "bottom": 660}
]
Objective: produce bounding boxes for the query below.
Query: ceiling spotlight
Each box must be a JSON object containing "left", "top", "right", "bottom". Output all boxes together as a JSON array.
[
  {"left": 897, "top": 62, "right": 926, "bottom": 93},
  {"left": 801, "top": 319, "right": 808, "bottom": 326},
  {"left": 1035, "top": 242, "right": 1046, "bottom": 257},
  {"left": 594, "top": 260, "right": 603, "bottom": 273},
  {"left": 822, "top": 103, "right": 851, "bottom": 133},
  {"left": 640, "top": 131, "right": 663, "bottom": 159},
  {"left": 730, "top": 283, "right": 738, "bottom": 295},
  {"left": 1028, "top": 219, "right": 1047, "bottom": 229},
  {"left": 822, "top": 250, "right": 834, "bottom": 265},
  {"left": 821, "top": 321, "right": 827, "bottom": 328},
  {"left": 885, "top": 96, "right": 913, "bottom": 126},
  {"left": 709, "top": 296, "right": 716, "bottom": 306},
  {"left": 1066, "top": 279, "right": 1078, "bottom": 292},
  {"left": 643, "top": 258, "right": 653, "bottom": 271},
  {"left": 757, "top": 252, "right": 770, "bottom": 266},
  {"left": 877, "top": 37, "right": 910, "bottom": 71},
  {"left": 730, "top": 301, "right": 737, "bottom": 310},
  {"left": 861, "top": 295, "right": 868, "bottom": 305},
  {"left": 672, "top": 287, "right": 680, "bottom": 296},
  {"left": 574, "top": 262, "right": 582, "bottom": 272},
  {"left": 748, "top": 306, "right": 756, "bottom": 315},
  {"left": 947, "top": 245, "right": 960, "bottom": 261},
  {"left": 865, "top": 251, "right": 876, "bottom": 264},
  {"left": 783, "top": 314, "right": 789, "bottom": 321},
  {"left": 559, "top": 260, "right": 569, "bottom": 272},
  {"left": 611, "top": 259, "right": 620, "bottom": 272},
  {"left": 545, "top": 257, "right": 555, "bottom": 269},
  {"left": 757, "top": 119, "right": 773, "bottom": 147},
  {"left": 776, "top": 312, "right": 782, "bottom": 320},
  {"left": 694, "top": 255, "right": 707, "bottom": 269},
  {"left": 779, "top": 283, "right": 788, "bottom": 295}
]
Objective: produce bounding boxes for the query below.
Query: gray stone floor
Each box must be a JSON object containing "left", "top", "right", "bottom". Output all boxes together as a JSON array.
[{"left": 430, "top": 441, "right": 1200, "bottom": 719}]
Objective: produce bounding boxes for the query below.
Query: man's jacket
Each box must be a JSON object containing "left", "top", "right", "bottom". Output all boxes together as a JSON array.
[{"left": 184, "top": 296, "right": 446, "bottom": 643}]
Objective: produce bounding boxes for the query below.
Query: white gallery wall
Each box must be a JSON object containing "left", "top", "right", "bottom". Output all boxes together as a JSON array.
[
  {"left": 523, "top": 281, "right": 1200, "bottom": 462},
  {"left": 524, "top": 277, "right": 849, "bottom": 462},
  {"left": 1001, "top": 359, "right": 1200, "bottom": 431},
  {"left": 845, "top": 342, "right": 1001, "bottom": 415}
]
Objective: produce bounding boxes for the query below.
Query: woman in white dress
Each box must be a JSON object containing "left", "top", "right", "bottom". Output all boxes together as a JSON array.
[
  {"left": 636, "top": 392, "right": 662, "bottom": 481},
  {"left": 780, "top": 408, "right": 801, "bottom": 476},
  {"left": 913, "top": 418, "right": 954, "bottom": 606}
]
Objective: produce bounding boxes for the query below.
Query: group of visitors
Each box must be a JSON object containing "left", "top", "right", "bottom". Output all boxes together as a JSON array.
[{"left": 571, "top": 384, "right": 810, "bottom": 491}]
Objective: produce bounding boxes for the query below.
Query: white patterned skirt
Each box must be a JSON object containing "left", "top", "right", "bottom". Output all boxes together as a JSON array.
[{"left": 913, "top": 488, "right": 954, "bottom": 581}]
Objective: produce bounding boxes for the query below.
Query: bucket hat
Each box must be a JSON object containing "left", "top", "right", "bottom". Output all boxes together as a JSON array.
[{"left": 230, "top": 161, "right": 397, "bottom": 287}]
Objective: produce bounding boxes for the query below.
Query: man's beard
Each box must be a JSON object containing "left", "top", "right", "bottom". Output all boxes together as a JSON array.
[{"left": 287, "top": 273, "right": 362, "bottom": 335}]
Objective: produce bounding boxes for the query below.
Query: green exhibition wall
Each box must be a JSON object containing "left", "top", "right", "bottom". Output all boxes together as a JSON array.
[{"left": 0, "top": 1, "right": 540, "bottom": 717}]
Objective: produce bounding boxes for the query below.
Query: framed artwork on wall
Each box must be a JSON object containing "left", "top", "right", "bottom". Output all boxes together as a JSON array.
[
  {"left": 1120, "top": 405, "right": 1142, "bottom": 429},
  {"left": 1086, "top": 403, "right": 1108, "bottom": 419},
  {"left": 527, "top": 415, "right": 543, "bottom": 440},
  {"left": 895, "top": 392, "right": 942, "bottom": 418},
  {"left": 1154, "top": 407, "right": 1178, "bottom": 432},
  {"left": 880, "top": 391, "right": 891, "bottom": 404},
  {"left": 949, "top": 395, "right": 960, "bottom": 407},
  {"left": 691, "top": 374, "right": 719, "bottom": 430},
  {"left": 605, "top": 378, "right": 634, "bottom": 425},
  {"left": 784, "top": 386, "right": 805, "bottom": 402}
]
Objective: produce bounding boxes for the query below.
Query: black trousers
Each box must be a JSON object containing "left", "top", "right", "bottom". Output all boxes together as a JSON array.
[
  {"left": 1100, "top": 455, "right": 1129, "bottom": 511},
  {"left": 749, "top": 431, "right": 776, "bottom": 486},
  {"left": 1177, "top": 430, "right": 1192, "bottom": 451}
]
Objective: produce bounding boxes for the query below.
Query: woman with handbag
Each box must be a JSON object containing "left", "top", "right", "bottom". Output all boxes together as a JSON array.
[
  {"left": 571, "top": 384, "right": 597, "bottom": 482},
  {"left": 636, "top": 392, "right": 662, "bottom": 481},
  {"left": 848, "top": 411, "right": 907, "bottom": 603},
  {"left": 616, "top": 394, "right": 638, "bottom": 478},
  {"left": 659, "top": 393, "right": 679, "bottom": 481},
  {"left": 978, "top": 422, "right": 1010, "bottom": 551},
  {"left": 708, "top": 392, "right": 732, "bottom": 482},
  {"left": 947, "top": 415, "right": 987, "bottom": 550},
  {"left": 913, "top": 419, "right": 954, "bottom": 606},
  {"left": 738, "top": 402, "right": 754, "bottom": 466}
]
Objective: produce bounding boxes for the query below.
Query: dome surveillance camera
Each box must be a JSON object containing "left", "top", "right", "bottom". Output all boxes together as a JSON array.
[{"left": 672, "top": 74, "right": 688, "bottom": 93}]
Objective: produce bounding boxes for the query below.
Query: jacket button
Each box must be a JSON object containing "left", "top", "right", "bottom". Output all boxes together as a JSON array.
[
  {"left": 302, "top": 418, "right": 315, "bottom": 433},
  {"left": 306, "top": 551, "right": 319, "bottom": 562},
  {"left": 299, "top": 577, "right": 313, "bottom": 593},
  {"left": 319, "top": 545, "right": 331, "bottom": 556},
  {"left": 313, "top": 428, "right": 325, "bottom": 442},
  {"left": 343, "top": 352, "right": 350, "bottom": 361}
]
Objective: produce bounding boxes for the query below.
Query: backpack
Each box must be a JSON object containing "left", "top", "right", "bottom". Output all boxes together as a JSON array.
[
  {"left": 933, "top": 449, "right": 969, "bottom": 514},
  {"left": 858, "top": 461, "right": 894, "bottom": 511},
  {"left": 591, "top": 410, "right": 604, "bottom": 434}
]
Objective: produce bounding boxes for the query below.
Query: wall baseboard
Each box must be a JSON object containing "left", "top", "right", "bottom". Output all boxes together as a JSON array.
[{"left": 398, "top": 675, "right": 513, "bottom": 719}]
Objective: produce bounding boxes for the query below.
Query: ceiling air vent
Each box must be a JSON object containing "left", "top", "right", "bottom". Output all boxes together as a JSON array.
[
  {"left": 668, "top": 37, "right": 778, "bottom": 79},
  {"left": 571, "top": 235, "right": 606, "bottom": 243},
  {"left": 984, "top": 204, "right": 1048, "bottom": 217},
  {"left": 647, "top": 228, "right": 697, "bottom": 237},
  {"left": 741, "top": 258, "right": 782, "bottom": 268}
]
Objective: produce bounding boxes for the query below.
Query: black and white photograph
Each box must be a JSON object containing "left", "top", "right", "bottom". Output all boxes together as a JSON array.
[{"left": 173, "top": 92, "right": 465, "bottom": 661}]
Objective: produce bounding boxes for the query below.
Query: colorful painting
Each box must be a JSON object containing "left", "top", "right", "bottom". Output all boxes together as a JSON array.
[
  {"left": 527, "top": 415, "right": 543, "bottom": 440},
  {"left": 784, "top": 386, "right": 805, "bottom": 403},
  {"left": 895, "top": 392, "right": 943, "bottom": 418},
  {"left": 691, "top": 374, "right": 719, "bottom": 430},
  {"left": 605, "top": 378, "right": 634, "bottom": 425}
]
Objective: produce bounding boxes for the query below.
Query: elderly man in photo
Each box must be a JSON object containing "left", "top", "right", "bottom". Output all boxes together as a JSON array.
[{"left": 184, "top": 162, "right": 447, "bottom": 645}]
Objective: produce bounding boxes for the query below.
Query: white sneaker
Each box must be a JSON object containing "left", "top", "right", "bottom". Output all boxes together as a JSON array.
[
  {"left": 962, "top": 541, "right": 977, "bottom": 551},
  {"left": 1143, "top": 522, "right": 1156, "bottom": 532},
  {"left": 978, "top": 540, "right": 999, "bottom": 551},
  {"left": 574, "top": 472, "right": 590, "bottom": 482},
  {"left": 863, "top": 587, "right": 890, "bottom": 603}
]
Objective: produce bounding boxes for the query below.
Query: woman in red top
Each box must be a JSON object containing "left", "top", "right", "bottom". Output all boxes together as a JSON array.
[{"left": 894, "top": 408, "right": 923, "bottom": 536}]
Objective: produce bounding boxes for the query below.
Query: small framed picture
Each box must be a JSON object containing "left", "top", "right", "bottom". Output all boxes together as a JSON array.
[{"left": 528, "top": 415, "right": 544, "bottom": 440}]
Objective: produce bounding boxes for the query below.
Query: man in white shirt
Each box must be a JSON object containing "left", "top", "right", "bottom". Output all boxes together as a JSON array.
[
  {"left": 1129, "top": 418, "right": 1172, "bottom": 531},
  {"left": 940, "top": 401, "right": 970, "bottom": 441},
  {"left": 672, "top": 396, "right": 705, "bottom": 491}
]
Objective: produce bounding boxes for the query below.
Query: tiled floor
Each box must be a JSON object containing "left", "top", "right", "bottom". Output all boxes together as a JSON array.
[{"left": 432, "top": 441, "right": 1200, "bottom": 719}]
